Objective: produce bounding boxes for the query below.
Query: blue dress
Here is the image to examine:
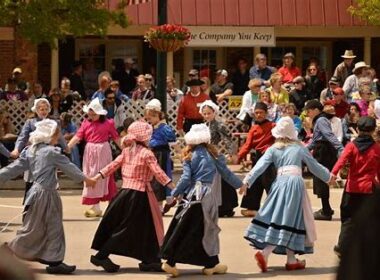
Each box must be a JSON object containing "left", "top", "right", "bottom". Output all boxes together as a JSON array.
[{"left": 243, "top": 144, "right": 330, "bottom": 255}]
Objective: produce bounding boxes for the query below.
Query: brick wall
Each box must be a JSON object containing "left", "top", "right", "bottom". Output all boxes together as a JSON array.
[{"left": 0, "top": 40, "right": 15, "bottom": 88}]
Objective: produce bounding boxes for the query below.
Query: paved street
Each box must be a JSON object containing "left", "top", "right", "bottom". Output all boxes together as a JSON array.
[{"left": 0, "top": 177, "right": 342, "bottom": 280}]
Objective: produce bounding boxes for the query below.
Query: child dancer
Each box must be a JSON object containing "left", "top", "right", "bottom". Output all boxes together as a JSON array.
[
  {"left": 331, "top": 116, "right": 380, "bottom": 256},
  {"left": 200, "top": 100, "right": 238, "bottom": 217},
  {"left": 0, "top": 119, "right": 95, "bottom": 274},
  {"left": 235, "top": 102, "right": 276, "bottom": 217},
  {"left": 161, "top": 124, "right": 246, "bottom": 277},
  {"left": 10, "top": 98, "right": 66, "bottom": 202},
  {"left": 144, "top": 99, "right": 176, "bottom": 214},
  {"left": 242, "top": 117, "right": 335, "bottom": 272},
  {"left": 89, "top": 121, "right": 174, "bottom": 273},
  {"left": 67, "top": 98, "right": 121, "bottom": 217}
]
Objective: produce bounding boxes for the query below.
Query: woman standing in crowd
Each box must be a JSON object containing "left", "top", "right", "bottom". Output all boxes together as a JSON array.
[
  {"left": 161, "top": 124, "right": 245, "bottom": 277},
  {"left": 0, "top": 119, "right": 95, "bottom": 274},
  {"left": 278, "top": 53, "right": 301, "bottom": 85},
  {"left": 331, "top": 116, "right": 380, "bottom": 257},
  {"left": 67, "top": 98, "right": 121, "bottom": 218},
  {"left": 342, "top": 103, "right": 361, "bottom": 144},
  {"left": 304, "top": 63, "right": 325, "bottom": 100},
  {"left": 242, "top": 116, "right": 334, "bottom": 272},
  {"left": 200, "top": 100, "right": 238, "bottom": 217},
  {"left": 166, "top": 76, "right": 184, "bottom": 104},
  {"left": 266, "top": 73, "right": 289, "bottom": 105},
  {"left": 90, "top": 121, "right": 174, "bottom": 273},
  {"left": 10, "top": 98, "right": 67, "bottom": 202},
  {"left": 144, "top": 99, "right": 177, "bottom": 214}
]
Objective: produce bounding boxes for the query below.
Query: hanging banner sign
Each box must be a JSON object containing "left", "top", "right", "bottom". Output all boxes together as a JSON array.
[{"left": 187, "top": 26, "right": 275, "bottom": 47}]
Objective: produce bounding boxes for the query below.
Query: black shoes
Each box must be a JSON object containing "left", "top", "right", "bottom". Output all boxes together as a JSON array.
[
  {"left": 90, "top": 255, "right": 120, "bottom": 273},
  {"left": 46, "top": 263, "right": 76, "bottom": 274},
  {"left": 138, "top": 262, "right": 164, "bottom": 272},
  {"left": 313, "top": 209, "right": 334, "bottom": 221}
]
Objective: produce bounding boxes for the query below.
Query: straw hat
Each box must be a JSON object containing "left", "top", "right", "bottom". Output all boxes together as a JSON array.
[
  {"left": 341, "top": 50, "right": 356, "bottom": 59},
  {"left": 352, "top": 61, "right": 370, "bottom": 73},
  {"left": 83, "top": 98, "right": 107, "bottom": 115}
]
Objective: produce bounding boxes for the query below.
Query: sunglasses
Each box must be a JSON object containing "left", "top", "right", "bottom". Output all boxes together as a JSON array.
[
  {"left": 107, "top": 96, "right": 115, "bottom": 100},
  {"left": 145, "top": 78, "right": 152, "bottom": 81},
  {"left": 189, "top": 74, "right": 196, "bottom": 77}
]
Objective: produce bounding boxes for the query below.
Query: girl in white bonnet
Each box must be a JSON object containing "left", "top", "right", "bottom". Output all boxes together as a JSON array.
[
  {"left": 161, "top": 123, "right": 246, "bottom": 277},
  {"left": 0, "top": 119, "right": 95, "bottom": 274},
  {"left": 242, "top": 116, "right": 336, "bottom": 272}
]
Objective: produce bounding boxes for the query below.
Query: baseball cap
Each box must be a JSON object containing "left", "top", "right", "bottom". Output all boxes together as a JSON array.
[
  {"left": 216, "top": 69, "right": 228, "bottom": 77},
  {"left": 329, "top": 76, "right": 340, "bottom": 85}
]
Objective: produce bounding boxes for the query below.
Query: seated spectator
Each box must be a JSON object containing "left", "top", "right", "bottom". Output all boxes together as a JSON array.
[
  {"left": 324, "top": 105, "right": 343, "bottom": 142},
  {"left": 109, "top": 80, "right": 129, "bottom": 102},
  {"left": 266, "top": 73, "right": 289, "bottom": 105},
  {"left": 131, "top": 75, "right": 154, "bottom": 101},
  {"left": 0, "top": 78, "right": 28, "bottom": 101},
  {"left": 325, "top": 87, "right": 349, "bottom": 119},
  {"left": 27, "top": 81, "right": 47, "bottom": 110},
  {"left": 210, "top": 69, "right": 234, "bottom": 103},
  {"left": 91, "top": 71, "right": 112, "bottom": 100},
  {"left": 166, "top": 76, "right": 184, "bottom": 104},
  {"left": 200, "top": 76, "right": 211, "bottom": 96},
  {"left": 343, "top": 61, "right": 370, "bottom": 102},
  {"left": 258, "top": 90, "right": 280, "bottom": 122},
  {"left": 60, "top": 112, "right": 81, "bottom": 168},
  {"left": 320, "top": 76, "right": 340, "bottom": 105},
  {"left": 48, "top": 88, "right": 63, "bottom": 120},
  {"left": 289, "top": 76, "right": 310, "bottom": 112},
  {"left": 351, "top": 77, "right": 376, "bottom": 101},
  {"left": 305, "top": 63, "right": 325, "bottom": 100},
  {"left": 278, "top": 53, "right": 301, "bottom": 85},
  {"left": 144, "top": 73, "right": 156, "bottom": 95},
  {"left": 333, "top": 50, "right": 356, "bottom": 85},
  {"left": 283, "top": 103, "right": 302, "bottom": 134},
  {"left": 249, "top": 53, "right": 274, "bottom": 86},
  {"left": 231, "top": 58, "right": 250, "bottom": 96},
  {"left": 237, "top": 78, "right": 261, "bottom": 122},
  {"left": 60, "top": 77, "right": 80, "bottom": 112},
  {"left": 355, "top": 85, "right": 373, "bottom": 116},
  {"left": 342, "top": 102, "right": 361, "bottom": 144},
  {"left": 102, "top": 88, "right": 125, "bottom": 128},
  {"left": 11, "top": 67, "right": 28, "bottom": 92}
]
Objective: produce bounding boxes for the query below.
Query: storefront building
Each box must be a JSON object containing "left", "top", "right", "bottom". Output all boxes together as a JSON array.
[{"left": 1, "top": 0, "right": 380, "bottom": 92}]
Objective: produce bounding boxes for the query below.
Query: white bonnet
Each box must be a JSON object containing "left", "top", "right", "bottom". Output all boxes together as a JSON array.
[
  {"left": 83, "top": 98, "right": 108, "bottom": 115},
  {"left": 29, "top": 119, "right": 58, "bottom": 145},
  {"left": 271, "top": 116, "right": 298, "bottom": 140},
  {"left": 31, "top": 98, "right": 51, "bottom": 113},
  {"left": 146, "top": 98, "right": 162, "bottom": 112},
  {"left": 184, "top": 123, "right": 211, "bottom": 145},
  {"left": 199, "top": 100, "right": 219, "bottom": 114}
]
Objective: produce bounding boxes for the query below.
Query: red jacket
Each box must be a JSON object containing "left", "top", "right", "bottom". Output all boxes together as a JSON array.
[
  {"left": 176, "top": 92, "right": 209, "bottom": 130},
  {"left": 332, "top": 142, "right": 380, "bottom": 193},
  {"left": 238, "top": 120, "right": 275, "bottom": 160},
  {"left": 278, "top": 66, "right": 301, "bottom": 84}
]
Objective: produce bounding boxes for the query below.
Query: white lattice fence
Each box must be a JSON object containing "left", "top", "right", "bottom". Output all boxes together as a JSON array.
[{"left": 1, "top": 99, "right": 241, "bottom": 155}]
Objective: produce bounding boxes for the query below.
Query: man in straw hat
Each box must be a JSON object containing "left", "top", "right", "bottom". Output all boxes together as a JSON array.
[
  {"left": 333, "top": 50, "right": 356, "bottom": 85},
  {"left": 343, "top": 61, "right": 370, "bottom": 102}
]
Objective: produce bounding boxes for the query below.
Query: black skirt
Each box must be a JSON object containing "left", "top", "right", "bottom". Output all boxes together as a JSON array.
[
  {"left": 218, "top": 179, "right": 238, "bottom": 214},
  {"left": 91, "top": 188, "right": 160, "bottom": 262},
  {"left": 151, "top": 145, "right": 172, "bottom": 202},
  {"left": 312, "top": 141, "right": 338, "bottom": 198},
  {"left": 161, "top": 203, "right": 217, "bottom": 267}
]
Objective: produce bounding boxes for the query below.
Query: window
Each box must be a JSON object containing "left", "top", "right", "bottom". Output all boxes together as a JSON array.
[{"left": 192, "top": 49, "right": 217, "bottom": 79}]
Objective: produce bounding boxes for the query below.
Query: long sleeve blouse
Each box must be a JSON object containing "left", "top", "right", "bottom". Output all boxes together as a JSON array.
[{"left": 100, "top": 144, "right": 171, "bottom": 192}]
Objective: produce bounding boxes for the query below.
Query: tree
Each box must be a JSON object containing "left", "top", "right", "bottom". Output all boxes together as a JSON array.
[
  {"left": 0, "top": 0, "right": 129, "bottom": 47},
  {"left": 349, "top": 0, "right": 380, "bottom": 25}
]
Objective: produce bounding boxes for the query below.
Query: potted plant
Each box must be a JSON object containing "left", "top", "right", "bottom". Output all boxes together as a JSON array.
[{"left": 144, "top": 24, "right": 191, "bottom": 52}]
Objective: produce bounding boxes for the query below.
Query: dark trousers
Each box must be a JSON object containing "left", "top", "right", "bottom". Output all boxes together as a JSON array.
[
  {"left": 338, "top": 191, "right": 372, "bottom": 250},
  {"left": 241, "top": 151, "right": 276, "bottom": 210}
]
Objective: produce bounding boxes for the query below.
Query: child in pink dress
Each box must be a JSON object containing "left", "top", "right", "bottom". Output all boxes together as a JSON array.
[
  {"left": 89, "top": 120, "right": 174, "bottom": 273},
  {"left": 67, "top": 98, "right": 121, "bottom": 217}
]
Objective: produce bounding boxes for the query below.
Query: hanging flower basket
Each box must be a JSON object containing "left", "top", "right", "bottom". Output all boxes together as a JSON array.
[{"left": 144, "top": 24, "right": 191, "bottom": 52}]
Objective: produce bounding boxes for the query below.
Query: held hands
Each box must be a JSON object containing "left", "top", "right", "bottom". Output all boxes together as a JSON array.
[
  {"left": 239, "top": 183, "right": 248, "bottom": 196},
  {"left": 328, "top": 174, "right": 337, "bottom": 186},
  {"left": 167, "top": 182, "right": 175, "bottom": 190},
  {"left": 10, "top": 150, "right": 20, "bottom": 159},
  {"left": 178, "top": 129, "right": 185, "bottom": 137},
  {"left": 84, "top": 177, "right": 97, "bottom": 188}
]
